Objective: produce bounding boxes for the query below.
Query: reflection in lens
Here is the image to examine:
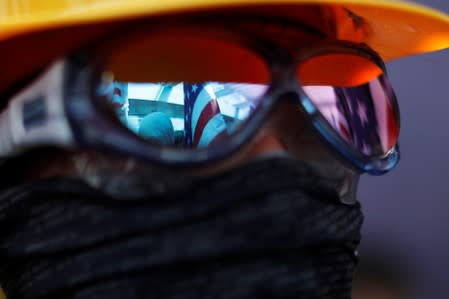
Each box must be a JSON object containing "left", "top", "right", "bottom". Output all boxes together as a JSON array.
[
  {"left": 97, "top": 77, "right": 130, "bottom": 125},
  {"left": 96, "top": 28, "right": 270, "bottom": 149},
  {"left": 138, "top": 112, "right": 175, "bottom": 145},
  {"left": 298, "top": 52, "right": 399, "bottom": 157},
  {"left": 302, "top": 74, "right": 399, "bottom": 156},
  {"left": 97, "top": 78, "right": 268, "bottom": 148}
]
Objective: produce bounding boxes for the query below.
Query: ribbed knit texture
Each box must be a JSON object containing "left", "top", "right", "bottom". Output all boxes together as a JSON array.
[{"left": 0, "top": 158, "right": 363, "bottom": 299}]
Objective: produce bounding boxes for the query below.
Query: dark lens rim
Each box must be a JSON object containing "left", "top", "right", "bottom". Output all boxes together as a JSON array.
[
  {"left": 297, "top": 78, "right": 400, "bottom": 175},
  {"left": 292, "top": 41, "right": 400, "bottom": 174},
  {"left": 67, "top": 51, "right": 399, "bottom": 174},
  {"left": 68, "top": 20, "right": 399, "bottom": 173},
  {"left": 75, "top": 62, "right": 275, "bottom": 167}
]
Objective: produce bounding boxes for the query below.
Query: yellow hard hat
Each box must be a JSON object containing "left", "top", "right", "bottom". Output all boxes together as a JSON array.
[{"left": 2, "top": 0, "right": 449, "bottom": 93}]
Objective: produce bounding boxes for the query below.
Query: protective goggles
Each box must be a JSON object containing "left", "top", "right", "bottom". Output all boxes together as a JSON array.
[{"left": 0, "top": 16, "right": 400, "bottom": 175}]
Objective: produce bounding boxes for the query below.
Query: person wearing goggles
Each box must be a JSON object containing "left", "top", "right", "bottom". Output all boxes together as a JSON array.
[{"left": 0, "top": 1, "right": 448, "bottom": 299}]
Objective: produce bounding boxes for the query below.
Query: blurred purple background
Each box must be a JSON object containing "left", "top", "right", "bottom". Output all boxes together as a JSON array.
[{"left": 358, "top": 1, "right": 449, "bottom": 298}]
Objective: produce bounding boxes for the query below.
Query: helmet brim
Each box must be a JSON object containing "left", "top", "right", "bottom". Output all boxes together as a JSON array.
[
  {"left": 2, "top": 0, "right": 449, "bottom": 59},
  {"left": 1, "top": 0, "right": 449, "bottom": 94}
]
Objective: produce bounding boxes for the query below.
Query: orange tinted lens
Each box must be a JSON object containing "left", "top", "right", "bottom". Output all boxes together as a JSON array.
[
  {"left": 104, "top": 28, "right": 269, "bottom": 84},
  {"left": 297, "top": 53, "right": 383, "bottom": 87}
]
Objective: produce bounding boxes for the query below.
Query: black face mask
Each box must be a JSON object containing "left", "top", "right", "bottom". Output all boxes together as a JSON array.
[{"left": 0, "top": 155, "right": 363, "bottom": 299}]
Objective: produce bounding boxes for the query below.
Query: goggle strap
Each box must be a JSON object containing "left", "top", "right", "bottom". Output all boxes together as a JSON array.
[{"left": 0, "top": 60, "right": 74, "bottom": 156}]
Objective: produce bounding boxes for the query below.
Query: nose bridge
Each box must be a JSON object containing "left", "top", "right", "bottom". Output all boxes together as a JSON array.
[
  {"left": 259, "top": 60, "right": 308, "bottom": 139},
  {"left": 261, "top": 97, "right": 344, "bottom": 170},
  {"left": 269, "top": 62, "right": 303, "bottom": 107},
  {"left": 262, "top": 77, "right": 310, "bottom": 145}
]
